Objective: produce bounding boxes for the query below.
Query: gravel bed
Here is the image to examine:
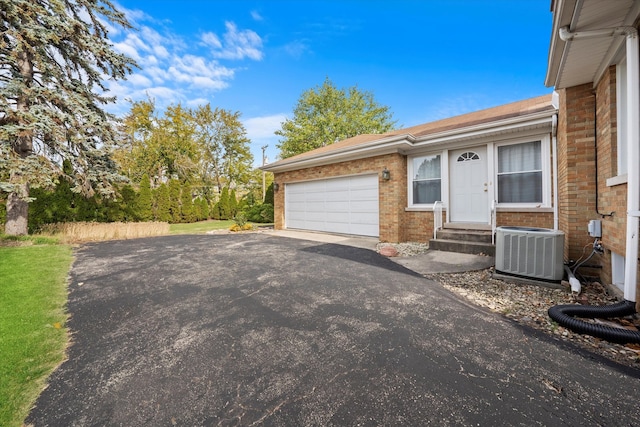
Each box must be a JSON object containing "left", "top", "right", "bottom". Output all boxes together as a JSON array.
[
  {"left": 378, "top": 243, "right": 640, "bottom": 370},
  {"left": 377, "top": 242, "right": 429, "bottom": 256}
]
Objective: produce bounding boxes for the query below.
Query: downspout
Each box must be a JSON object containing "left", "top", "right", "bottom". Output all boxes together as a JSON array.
[
  {"left": 624, "top": 27, "right": 640, "bottom": 305},
  {"left": 548, "top": 26, "right": 640, "bottom": 344},
  {"left": 551, "top": 110, "right": 559, "bottom": 231}
]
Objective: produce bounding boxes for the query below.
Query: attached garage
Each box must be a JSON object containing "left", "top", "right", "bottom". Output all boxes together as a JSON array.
[{"left": 285, "top": 174, "right": 379, "bottom": 237}]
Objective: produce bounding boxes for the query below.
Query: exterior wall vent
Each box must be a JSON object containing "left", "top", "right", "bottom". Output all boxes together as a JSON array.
[{"left": 495, "top": 226, "right": 565, "bottom": 281}]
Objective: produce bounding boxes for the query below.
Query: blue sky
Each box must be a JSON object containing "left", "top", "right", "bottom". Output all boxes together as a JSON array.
[{"left": 106, "top": 0, "right": 553, "bottom": 166}]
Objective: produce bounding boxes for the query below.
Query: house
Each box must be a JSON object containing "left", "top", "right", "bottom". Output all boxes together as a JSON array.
[
  {"left": 545, "top": 0, "right": 640, "bottom": 306},
  {"left": 262, "top": 95, "right": 558, "bottom": 248},
  {"left": 262, "top": 0, "right": 640, "bottom": 310}
]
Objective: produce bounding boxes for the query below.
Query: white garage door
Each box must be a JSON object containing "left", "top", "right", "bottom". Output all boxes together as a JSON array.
[{"left": 285, "top": 174, "right": 379, "bottom": 237}]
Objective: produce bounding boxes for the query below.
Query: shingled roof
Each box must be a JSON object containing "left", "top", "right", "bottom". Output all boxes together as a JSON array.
[{"left": 263, "top": 94, "right": 555, "bottom": 171}]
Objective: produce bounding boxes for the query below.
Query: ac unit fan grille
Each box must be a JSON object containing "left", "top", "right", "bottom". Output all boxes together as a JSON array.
[{"left": 496, "top": 227, "right": 564, "bottom": 281}]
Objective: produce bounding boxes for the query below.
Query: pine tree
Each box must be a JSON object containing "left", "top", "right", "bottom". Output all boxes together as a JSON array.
[
  {"left": 1, "top": 0, "right": 136, "bottom": 235},
  {"left": 137, "top": 174, "right": 153, "bottom": 221},
  {"left": 229, "top": 188, "right": 238, "bottom": 217},
  {"left": 194, "top": 198, "right": 203, "bottom": 221},
  {"left": 154, "top": 183, "right": 171, "bottom": 222},
  {"left": 119, "top": 185, "right": 137, "bottom": 221},
  {"left": 264, "top": 182, "right": 274, "bottom": 205},
  {"left": 168, "top": 179, "right": 181, "bottom": 223},
  {"left": 200, "top": 198, "right": 210, "bottom": 220},
  {"left": 218, "top": 187, "right": 231, "bottom": 220},
  {"left": 181, "top": 185, "right": 196, "bottom": 223}
]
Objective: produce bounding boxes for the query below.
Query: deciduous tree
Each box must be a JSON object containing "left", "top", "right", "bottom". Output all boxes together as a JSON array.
[
  {"left": 194, "top": 105, "right": 253, "bottom": 191},
  {"left": 1, "top": 0, "right": 136, "bottom": 235},
  {"left": 276, "top": 78, "right": 396, "bottom": 159}
]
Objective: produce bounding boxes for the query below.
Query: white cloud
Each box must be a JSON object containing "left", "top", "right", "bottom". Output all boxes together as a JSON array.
[
  {"left": 191, "top": 76, "right": 229, "bottom": 90},
  {"left": 145, "top": 86, "right": 181, "bottom": 101},
  {"left": 105, "top": 9, "right": 261, "bottom": 117},
  {"left": 119, "top": 4, "right": 153, "bottom": 26},
  {"left": 126, "top": 73, "right": 152, "bottom": 87},
  {"left": 187, "top": 98, "right": 210, "bottom": 107},
  {"left": 167, "top": 55, "right": 235, "bottom": 89},
  {"left": 243, "top": 114, "right": 288, "bottom": 140},
  {"left": 243, "top": 115, "right": 286, "bottom": 166},
  {"left": 113, "top": 41, "right": 141, "bottom": 61},
  {"left": 153, "top": 45, "right": 170, "bottom": 59},
  {"left": 284, "top": 40, "right": 310, "bottom": 59},
  {"left": 142, "top": 55, "right": 158, "bottom": 67},
  {"left": 202, "top": 21, "right": 263, "bottom": 61},
  {"left": 201, "top": 32, "right": 222, "bottom": 49},
  {"left": 145, "top": 66, "right": 169, "bottom": 84},
  {"left": 251, "top": 10, "right": 263, "bottom": 21}
]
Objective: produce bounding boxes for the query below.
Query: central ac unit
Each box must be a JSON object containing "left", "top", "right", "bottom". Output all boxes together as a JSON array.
[{"left": 495, "top": 226, "right": 565, "bottom": 281}]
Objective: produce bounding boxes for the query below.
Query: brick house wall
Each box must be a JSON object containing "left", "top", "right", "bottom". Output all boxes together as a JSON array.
[
  {"left": 272, "top": 153, "right": 407, "bottom": 242},
  {"left": 557, "top": 84, "right": 600, "bottom": 264},
  {"left": 594, "top": 66, "right": 627, "bottom": 287},
  {"left": 559, "top": 66, "right": 640, "bottom": 301},
  {"left": 273, "top": 150, "right": 554, "bottom": 244},
  {"left": 496, "top": 212, "right": 554, "bottom": 229}
]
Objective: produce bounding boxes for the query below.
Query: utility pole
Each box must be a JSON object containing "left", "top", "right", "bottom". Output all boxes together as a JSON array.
[{"left": 261, "top": 145, "right": 268, "bottom": 201}]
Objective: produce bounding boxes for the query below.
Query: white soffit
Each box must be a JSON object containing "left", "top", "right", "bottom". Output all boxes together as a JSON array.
[{"left": 552, "top": 0, "right": 638, "bottom": 89}]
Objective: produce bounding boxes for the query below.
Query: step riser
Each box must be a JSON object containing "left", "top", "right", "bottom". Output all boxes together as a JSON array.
[
  {"left": 436, "top": 230, "right": 492, "bottom": 243},
  {"left": 443, "top": 223, "right": 492, "bottom": 231},
  {"left": 429, "top": 239, "right": 495, "bottom": 256}
]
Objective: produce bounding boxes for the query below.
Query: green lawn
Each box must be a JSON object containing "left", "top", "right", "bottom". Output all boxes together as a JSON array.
[
  {"left": 169, "top": 219, "right": 237, "bottom": 234},
  {"left": 0, "top": 243, "right": 72, "bottom": 427}
]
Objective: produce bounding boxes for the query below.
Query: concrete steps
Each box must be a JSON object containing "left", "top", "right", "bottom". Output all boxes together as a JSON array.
[{"left": 429, "top": 225, "right": 495, "bottom": 256}]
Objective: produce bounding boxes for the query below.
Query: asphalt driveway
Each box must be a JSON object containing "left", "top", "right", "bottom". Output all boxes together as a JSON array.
[{"left": 27, "top": 233, "right": 640, "bottom": 426}]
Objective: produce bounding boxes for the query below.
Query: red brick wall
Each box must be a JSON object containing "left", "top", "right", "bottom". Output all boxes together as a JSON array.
[
  {"left": 593, "top": 66, "right": 640, "bottom": 299},
  {"left": 560, "top": 68, "right": 640, "bottom": 302},
  {"left": 274, "top": 152, "right": 556, "bottom": 244},
  {"left": 496, "top": 212, "right": 553, "bottom": 229},
  {"left": 557, "top": 84, "right": 599, "bottom": 263},
  {"left": 404, "top": 211, "right": 434, "bottom": 242}
]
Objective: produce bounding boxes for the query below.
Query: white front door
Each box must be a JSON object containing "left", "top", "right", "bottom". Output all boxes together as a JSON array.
[{"left": 449, "top": 146, "right": 488, "bottom": 223}]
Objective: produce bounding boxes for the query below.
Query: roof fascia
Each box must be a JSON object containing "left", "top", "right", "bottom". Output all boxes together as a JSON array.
[
  {"left": 261, "top": 134, "right": 415, "bottom": 172},
  {"left": 410, "top": 109, "right": 556, "bottom": 148},
  {"left": 545, "top": 0, "right": 579, "bottom": 88},
  {"left": 262, "top": 109, "right": 555, "bottom": 173}
]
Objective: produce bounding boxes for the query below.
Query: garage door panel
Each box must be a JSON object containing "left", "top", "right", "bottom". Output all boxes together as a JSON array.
[
  {"left": 350, "top": 187, "right": 377, "bottom": 199},
  {"left": 350, "top": 223, "right": 377, "bottom": 235},
  {"left": 349, "top": 174, "right": 374, "bottom": 186},
  {"left": 351, "top": 212, "right": 378, "bottom": 224},
  {"left": 285, "top": 175, "right": 379, "bottom": 237},
  {"left": 305, "top": 211, "right": 327, "bottom": 221},
  {"left": 325, "top": 192, "right": 350, "bottom": 202},
  {"left": 325, "top": 211, "right": 347, "bottom": 222},
  {"left": 306, "top": 192, "right": 326, "bottom": 202},
  {"left": 306, "top": 200, "right": 325, "bottom": 210},
  {"left": 325, "top": 200, "right": 349, "bottom": 211},
  {"left": 350, "top": 200, "right": 377, "bottom": 211}
]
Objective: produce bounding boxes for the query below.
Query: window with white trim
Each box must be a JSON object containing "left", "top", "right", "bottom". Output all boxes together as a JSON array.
[
  {"left": 497, "top": 140, "right": 542, "bottom": 203},
  {"left": 410, "top": 154, "right": 441, "bottom": 205}
]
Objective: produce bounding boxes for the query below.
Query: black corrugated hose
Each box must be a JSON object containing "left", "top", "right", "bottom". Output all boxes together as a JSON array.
[{"left": 548, "top": 300, "right": 640, "bottom": 344}]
